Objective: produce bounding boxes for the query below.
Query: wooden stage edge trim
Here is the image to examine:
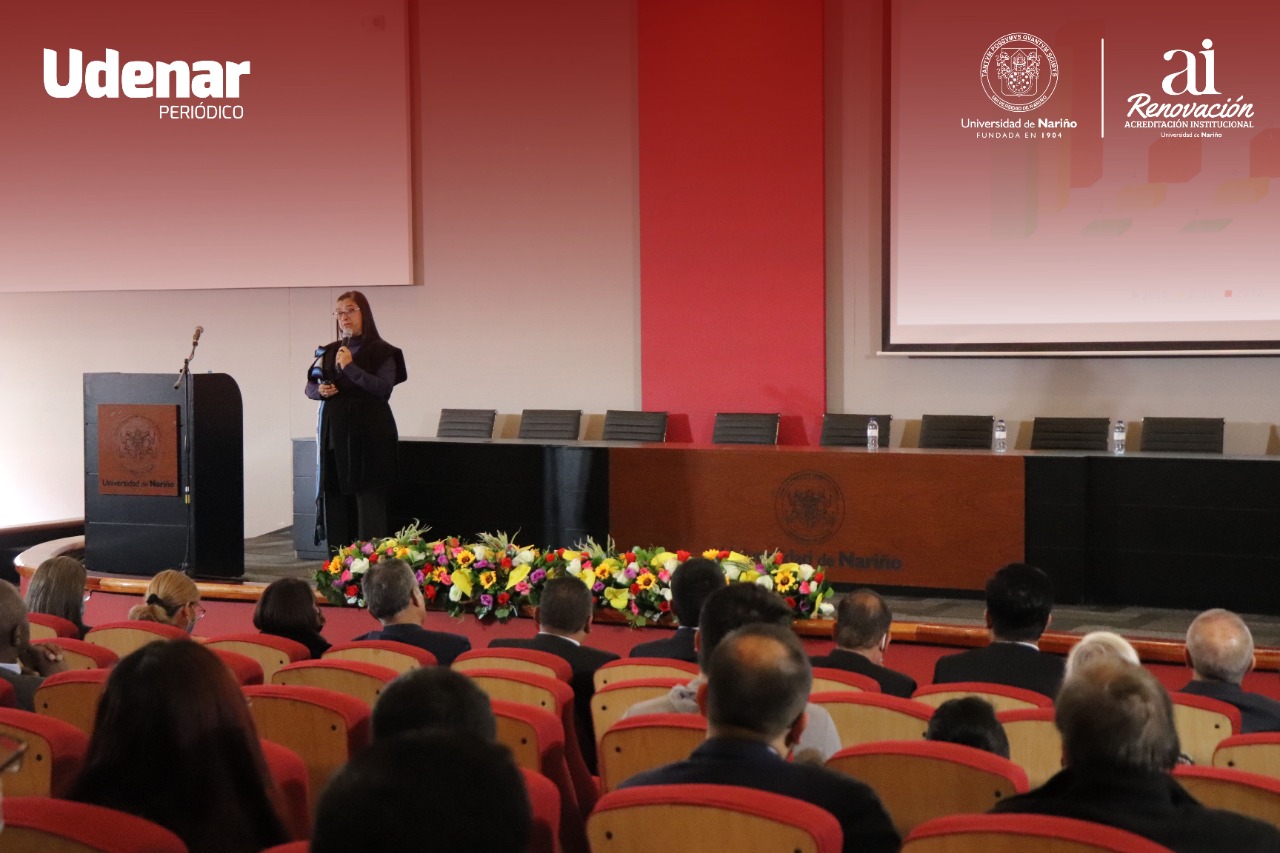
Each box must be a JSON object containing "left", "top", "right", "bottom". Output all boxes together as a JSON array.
[{"left": 15, "top": 536, "right": 1279, "bottom": 671}]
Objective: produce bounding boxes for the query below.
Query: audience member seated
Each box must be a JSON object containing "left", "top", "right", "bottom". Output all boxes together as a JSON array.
[
  {"left": 620, "top": 623, "right": 899, "bottom": 853},
  {"left": 491, "top": 576, "right": 620, "bottom": 774},
  {"left": 933, "top": 563, "right": 1064, "bottom": 698},
  {"left": 1064, "top": 630, "right": 1140, "bottom": 681},
  {"left": 810, "top": 588, "right": 916, "bottom": 698},
  {"left": 313, "top": 730, "right": 531, "bottom": 853},
  {"left": 127, "top": 569, "right": 203, "bottom": 633},
  {"left": 68, "top": 641, "right": 288, "bottom": 853},
  {"left": 354, "top": 558, "right": 471, "bottom": 665},
  {"left": 629, "top": 556, "right": 724, "bottom": 663},
  {"left": 991, "top": 658, "right": 1280, "bottom": 852},
  {"left": 253, "top": 578, "right": 330, "bottom": 659},
  {"left": 371, "top": 665, "right": 496, "bottom": 741},
  {"left": 26, "top": 555, "right": 91, "bottom": 638},
  {"left": 925, "top": 696, "right": 1010, "bottom": 758},
  {"left": 1180, "top": 608, "right": 1280, "bottom": 734},
  {"left": 0, "top": 580, "right": 67, "bottom": 710},
  {"left": 624, "top": 583, "right": 842, "bottom": 762}
]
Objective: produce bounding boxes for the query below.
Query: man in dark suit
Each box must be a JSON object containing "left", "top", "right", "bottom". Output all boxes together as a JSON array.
[
  {"left": 354, "top": 559, "right": 471, "bottom": 665},
  {"left": 490, "top": 576, "right": 619, "bottom": 773},
  {"left": 810, "top": 588, "right": 916, "bottom": 697},
  {"left": 1180, "top": 608, "right": 1280, "bottom": 733},
  {"left": 932, "top": 562, "right": 1064, "bottom": 698},
  {"left": 621, "top": 623, "right": 899, "bottom": 853},
  {"left": 629, "top": 556, "right": 723, "bottom": 663},
  {"left": 0, "top": 580, "right": 67, "bottom": 711},
  {"left": 992, "top": 658, "right": 1280, "bottom": 852}
]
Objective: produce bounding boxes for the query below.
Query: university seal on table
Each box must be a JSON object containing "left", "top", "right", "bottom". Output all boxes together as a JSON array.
[{"left": 774, "top": 471, "right": 844, "bottom": 543}]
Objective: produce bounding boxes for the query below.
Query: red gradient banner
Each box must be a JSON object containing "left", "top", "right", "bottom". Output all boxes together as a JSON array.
[
  {"left": 637, "top": 0, "right": 827, "bottom": 444},
  {"left": 0, "top": 0, "right": 413, "bottom": 292},
  {"left": 888, "top": 0, "right": 1280, "bottom": 351}
]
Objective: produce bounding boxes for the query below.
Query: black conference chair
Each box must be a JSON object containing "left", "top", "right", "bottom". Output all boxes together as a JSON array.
[
  {"left": 712, "top": 413, "right": 780, "bottom": 445},
  {"left": 820, "top": 413, "right": 892, "bottom": 447},
  {"left": 1029, "top": 417, "right": 1110, "bottom": 451},
  {"left": 602, "top": 410, "right": 668, "bottom": 442},
  {"left": 1139, "top": 417, "right": 1224, "bottom": 454},
  {"left": 517, "top": 409, "right": 582, "bottom": 441},
  {"left": 436, "top": 408, "right": 496, "bottom": 439},
  {"left": 918, "top": 414, "right": 994, "bottom": 449}
]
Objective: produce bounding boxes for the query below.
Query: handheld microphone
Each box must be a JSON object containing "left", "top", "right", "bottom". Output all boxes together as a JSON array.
[{"left": 192, "top": 325, "right": 204, "bottom": 346}]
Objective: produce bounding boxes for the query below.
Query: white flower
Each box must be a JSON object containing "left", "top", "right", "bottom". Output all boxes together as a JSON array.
[
  {"left": 566, "top": 559, "right": 582, "bottom": 576},
  {"left": 472, "top": 545, "right": 489, "bottom": 561},
  {"left": 407, "top": 550, "right": 424, "bottom": 564},
  {"left": 515, "top": 549, "right": 534, "bottom": 566},
  {"left": 723, "top": 565, "right": 742, "bottom": 581},
  {"left": 448, "top": 584, "right": 464, "bottom": 602},
  {"left": 755, "top": 575, "right": 774, "bottom": 591},
  {"left": 350, "top": 558, "right": 370, "bottom": 575},
  {"left": 818, "top": 601, "right": 835, "bottom": 617},
  {"left": 798, "top": 564, "right": 815, "bottom": 581},
  {"left": 613, "top": 570, "right": 627, "bottom": 584},
  {"left": 661, "top": 588, "right": 673, "bottom": 601},
  {"left": 663, "top": 558, "right": 679, "bottom": 574},
  {"left": 626, "top": 560, "right": 639, "bottom": 572}
]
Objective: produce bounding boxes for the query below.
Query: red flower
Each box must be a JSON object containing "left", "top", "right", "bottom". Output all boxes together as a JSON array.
[
  {"left": 718, "top": 550, "right": 730, "bottom": 560},
  {"left": 556, "top": 548, "right": 565, "bottom": 557},
  {"left": 345, "top": 585, "right": 359, "bottom": 597},
  {"left": 580, "top": 551, "right": 591, "bottom": 560},
  {"left": 497, "top": 592, "right": 510, "bottom": 605},
  {"left": 786, "top": 597, "right": 797, "bottom": 609},
  {"left": 813, "top": 572, "right": 825, "bottom": 583},
  {"left": 583, "top": 560, "right": 593, "bottom": 570},
  {"left": 675, "top": 550, "right": 691, "bottom": 562},
  {"left": 629, "top": 583, "right": 641, "bottom": 595},
  {"left": 501, "top": 556, "right": 513, "bottom": 569},
  {"left": 624, "top": 552, "right": 637, "bottom": 563},
  {"left": 369, "top": 553, "right": 379, "bottom": 563},
  {"left": 659, "top": 601, "right": 671, "bottom": 612},
  {"left": 774, "top": 552, "right": 785, "bottom": 564},
  {"left": 423, "top": 585, "right": 438, "bottom": 601}
]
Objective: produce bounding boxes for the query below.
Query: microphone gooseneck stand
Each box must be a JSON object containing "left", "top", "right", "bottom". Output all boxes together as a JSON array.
[{"left": 175, "top": 327, "right": 202, "bottom": 576}]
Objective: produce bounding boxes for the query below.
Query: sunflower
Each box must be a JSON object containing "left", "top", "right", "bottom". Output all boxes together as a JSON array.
[{"left": 479, "top": 571, "right": 497, "bottom": 589}]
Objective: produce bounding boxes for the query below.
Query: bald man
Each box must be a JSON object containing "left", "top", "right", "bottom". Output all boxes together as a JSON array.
[
  {"left": 0, "top": 580, "right": 67, "bottom": 710},
  {"left": 1180, "top": 609, "right": 1280, "bottom": 733}
]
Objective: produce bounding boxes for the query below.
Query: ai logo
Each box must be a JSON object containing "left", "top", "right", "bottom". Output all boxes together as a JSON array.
[
  {"left": 1162, "top": 39, "right": 1219, "bottom": 96},
  {"left": 980, "top": 33, "right": 1059, "bottom": 112}
]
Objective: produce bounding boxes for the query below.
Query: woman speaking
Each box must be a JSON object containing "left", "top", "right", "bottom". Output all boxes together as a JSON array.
[{"left": 305, "top": 291, "right": 407, "bottom": 549}]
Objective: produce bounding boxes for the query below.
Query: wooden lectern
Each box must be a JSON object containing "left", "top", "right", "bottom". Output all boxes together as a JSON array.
[{"left": 84, "top": 373, "right": 244, "bottom": 578}]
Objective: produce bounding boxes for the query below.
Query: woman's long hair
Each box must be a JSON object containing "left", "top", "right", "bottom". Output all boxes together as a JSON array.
[
  {"left": 334, "top": 290, "right": 382, "bottom": 342},
  {"left": 69, "top": 641, "right": 288, "bottom": 853},
  {"left": 127, "top": 569, "right": 198, "bottom": 627},
  {"left": 26, "top": 556, "right": 88, "bottom": 635},
  {"left": 253, "top": 577, "right": 323, "bottom": 637}
]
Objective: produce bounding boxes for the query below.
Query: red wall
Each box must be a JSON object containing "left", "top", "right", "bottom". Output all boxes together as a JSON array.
[{"left": 637, "top": 0, "right": 827, "bottom": 444}]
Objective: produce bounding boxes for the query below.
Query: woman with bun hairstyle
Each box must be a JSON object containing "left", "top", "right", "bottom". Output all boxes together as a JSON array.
[
  {"left": 127, "top": 569, "right": 203, "bottom": 633},
  {"left": 253, "top": 577, "right": 330, "bottom": 659}
]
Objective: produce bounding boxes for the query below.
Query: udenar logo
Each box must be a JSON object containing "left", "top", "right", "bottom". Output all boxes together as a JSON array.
[{"left": 43, "top": 49, "right": 250, "bottom": 119}]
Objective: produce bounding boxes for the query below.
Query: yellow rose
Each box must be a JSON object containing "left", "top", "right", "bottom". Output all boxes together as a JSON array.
[{"left": 396, "top": 547, "right": 410, "bottom": 559}]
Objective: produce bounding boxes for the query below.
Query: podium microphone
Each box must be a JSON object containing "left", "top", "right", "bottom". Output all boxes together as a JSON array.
[{"left": 192, "top": 325, "right": 204, "bottom": 346}]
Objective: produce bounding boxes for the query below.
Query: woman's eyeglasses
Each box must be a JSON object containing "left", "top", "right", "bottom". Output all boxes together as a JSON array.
[{"left": 333, "top": 307, "right": 360, "bottom": 319}]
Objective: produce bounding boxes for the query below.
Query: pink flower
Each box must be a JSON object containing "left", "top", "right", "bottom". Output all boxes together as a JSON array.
[
  {"left": 440, "top": 573, "right": 453, "bottom": 586},
  {"left": 433, "top": 542, "right": 445, "bottom": 555},
  {"left": 630, "top": 601, "right": 639, "bottom": 614},
  {"left": 658, "top": 569, "right": 671, "bottom": 582},
  {"left": 339, "top": 570, "right": 352, "bottom": 583},
  {"left": 361, "top": 543, "right": 375, "bottom": 555},
  {"left": 799, "top": 581, "right": 811, "bottom": 595},
  {"left": 515, "top": 581, "right": 531, "bottom": 594}
]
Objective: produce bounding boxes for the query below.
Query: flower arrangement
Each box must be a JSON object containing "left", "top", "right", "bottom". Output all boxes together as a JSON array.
[{"left": 315, "top": 523, "right": 836, "bottom": 626}]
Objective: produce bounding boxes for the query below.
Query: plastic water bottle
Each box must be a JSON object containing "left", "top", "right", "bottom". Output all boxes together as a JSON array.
[
  {"left": 994, "top": 419, "right": 1007, "bottom": 453},
  {"left": 866, "top": 418, "right": 879, "bottom": 451},
  {"left": 1113, "top": 419, "right": 1126, "bottom": 455}
]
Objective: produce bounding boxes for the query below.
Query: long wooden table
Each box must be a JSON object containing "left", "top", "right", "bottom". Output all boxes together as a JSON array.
[{"left": 292, "top": 438, "right": 1280, "bottom": 613}]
